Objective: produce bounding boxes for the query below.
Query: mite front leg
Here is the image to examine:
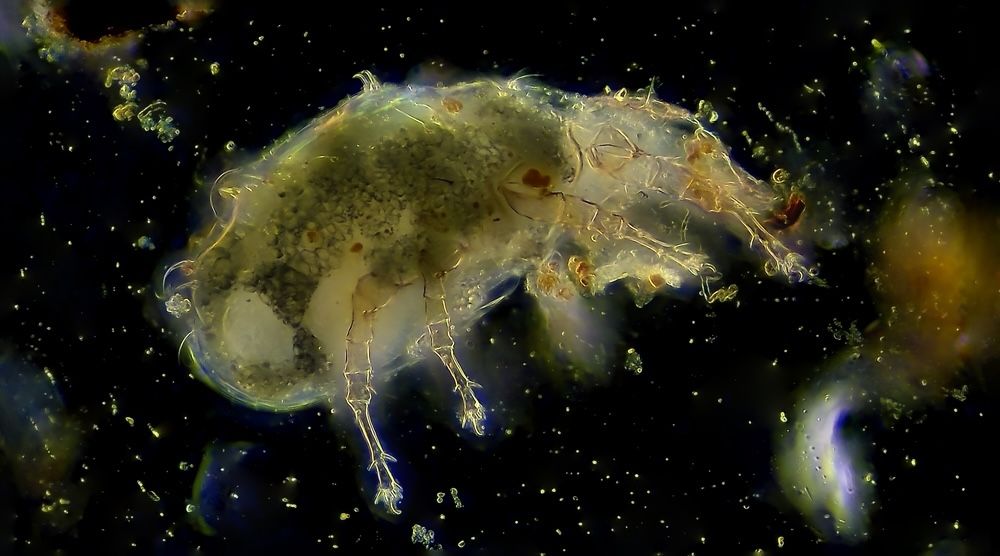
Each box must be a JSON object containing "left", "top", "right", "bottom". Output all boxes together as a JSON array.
[
  {"left": 559, "top": 193, "right": 717, "bottom": 277},
  {"left": 341, "top": 274, "right": 403, "bottom": 514},
  {"left": 578, "top": 122, "right": 812, "bottom": 283},
  {"left": 422, "top": 265, "right": 486, "bottom": 436},
  {"left": 672, "top": 130, "right": 813, "bottom": 282},
  {"left": 502, "top": 180, "right": 725, "bottom": 301}
]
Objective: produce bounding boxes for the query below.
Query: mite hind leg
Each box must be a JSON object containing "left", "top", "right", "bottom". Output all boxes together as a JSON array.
[
  {"left": 340, "top": 273, "right": 403, "bottom": 514},
  {"left": 420, "top": 248, "right": 486, "bottom": 436}
]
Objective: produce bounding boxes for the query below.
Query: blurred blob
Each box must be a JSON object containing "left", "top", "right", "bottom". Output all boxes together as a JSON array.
[
  {"left": 404, "top": 60, "right": 466, "bottom": 86},
  {"left": 776, "top": 359, "right": 877, "bottom": 542},
  {"left": 526, "top": 250, "right": 624, "bottom": 380},
  {"left": 871, "top": 186, "right": 1000, "bottom": 391},
  {"left": 863, "top": 40, "right": 932, "bottom": 117},
  {"left": 0, "top": 1, "right": 33, "bottom": 63},
  {"left": 920, "top": 539, "right": 977, "bottom": 556},
  {"left": 19, "top": 0, "right": 213, "bottom": 67},
  {"left": 777, "top": 185, "right": 999, "bottom": 541},
  {"left": 0, "top": 342, "right": 86, "bottom": 534},
  {"left": 189, "top": 441, "right": 304, "bottom": 543}
]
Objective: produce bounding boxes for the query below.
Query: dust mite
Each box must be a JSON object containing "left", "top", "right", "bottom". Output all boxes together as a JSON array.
[{"left": 161, "top": 72, "right": 813, "bottom": 514}]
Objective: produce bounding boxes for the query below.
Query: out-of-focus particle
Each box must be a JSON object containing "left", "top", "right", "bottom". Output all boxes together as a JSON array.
[{"left": 624, "top": 347, "right": 643, "bottom": 375}]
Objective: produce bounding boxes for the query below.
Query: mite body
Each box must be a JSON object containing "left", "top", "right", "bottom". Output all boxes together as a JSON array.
[{"left": 163, "top": 73, "right": 812, "bottom": 513}]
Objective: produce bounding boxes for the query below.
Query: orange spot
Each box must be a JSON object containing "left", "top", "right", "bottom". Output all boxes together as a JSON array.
[
  {"left": 567, "top": 255, "right": 595, "bottom": 290},
  {"left": 685, "top": 136, "right": 716, "bottom": 163},
  {"left": 536, "top": 274, "right": 557, "bottom": 296},
  {"left": 350, "top": 242, "right": 363, "bottom": 253},
  {"left": 682, "top": 175, "right": 723, "bottom": 212},
  {"left": 648, "top": 273, "right": 666, "bottom": 289},
  {"left": 521, "top": 168, "right": 551, "bottom": 188},
  {"left": 306, "top": 229, "right": 320, "bottom": 243},
  {"left": 441, "top": 97, "right": 463, "bottom": 113},
  {"left": 767, "top": 193, "right": 806, "bottom": 230}
]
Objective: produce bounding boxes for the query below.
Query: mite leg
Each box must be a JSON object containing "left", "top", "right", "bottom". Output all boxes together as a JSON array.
[
  {"left": 668, "top": 131, "right": 812, "bottom": 281},
  {"left": 341, "top": 273, "right": 403, "bottom": 514},
  {"left": 579, "top": 122, "right": 811, "bottom": 282},
  {"left": 421, "top": 258, "right": 487, "bottom": 436},
  {"left": 560, "top": 194, "right": 740, "bottom": 301},
  {"left": 671, "top": 161, "right": 811, "bottom": 281},
  {"left": 502, "top": 184, "right": 725, "bottom": 301}
]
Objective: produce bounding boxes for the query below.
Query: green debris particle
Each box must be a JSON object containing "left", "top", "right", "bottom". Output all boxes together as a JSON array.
[
  {"left": 105, "top": 65, "right": 180, "bottom": 144},
  {"left": 880, "top": 397, "right": 906, "bottom": 421},
  {"left": 411, "top": 524, "right": 435, "bottom": 548},
  {"left": 624, "top": 348, "right": 643, "bottom": 375}
]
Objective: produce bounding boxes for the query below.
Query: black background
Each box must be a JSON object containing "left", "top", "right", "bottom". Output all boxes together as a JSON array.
[{"left": 2, "top": 1, "right": 998, "bottom": 554}]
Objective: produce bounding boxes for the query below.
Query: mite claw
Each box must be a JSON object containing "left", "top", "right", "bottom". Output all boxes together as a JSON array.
[
  {"left": 457, "top": 382, "right": 487, "bottom": 435},
  {"left": 374, "top": 482, "right": 404, "bottom": 515},
  {"left": 461, "top": 404, "right": 487, "bottom": 436}
]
